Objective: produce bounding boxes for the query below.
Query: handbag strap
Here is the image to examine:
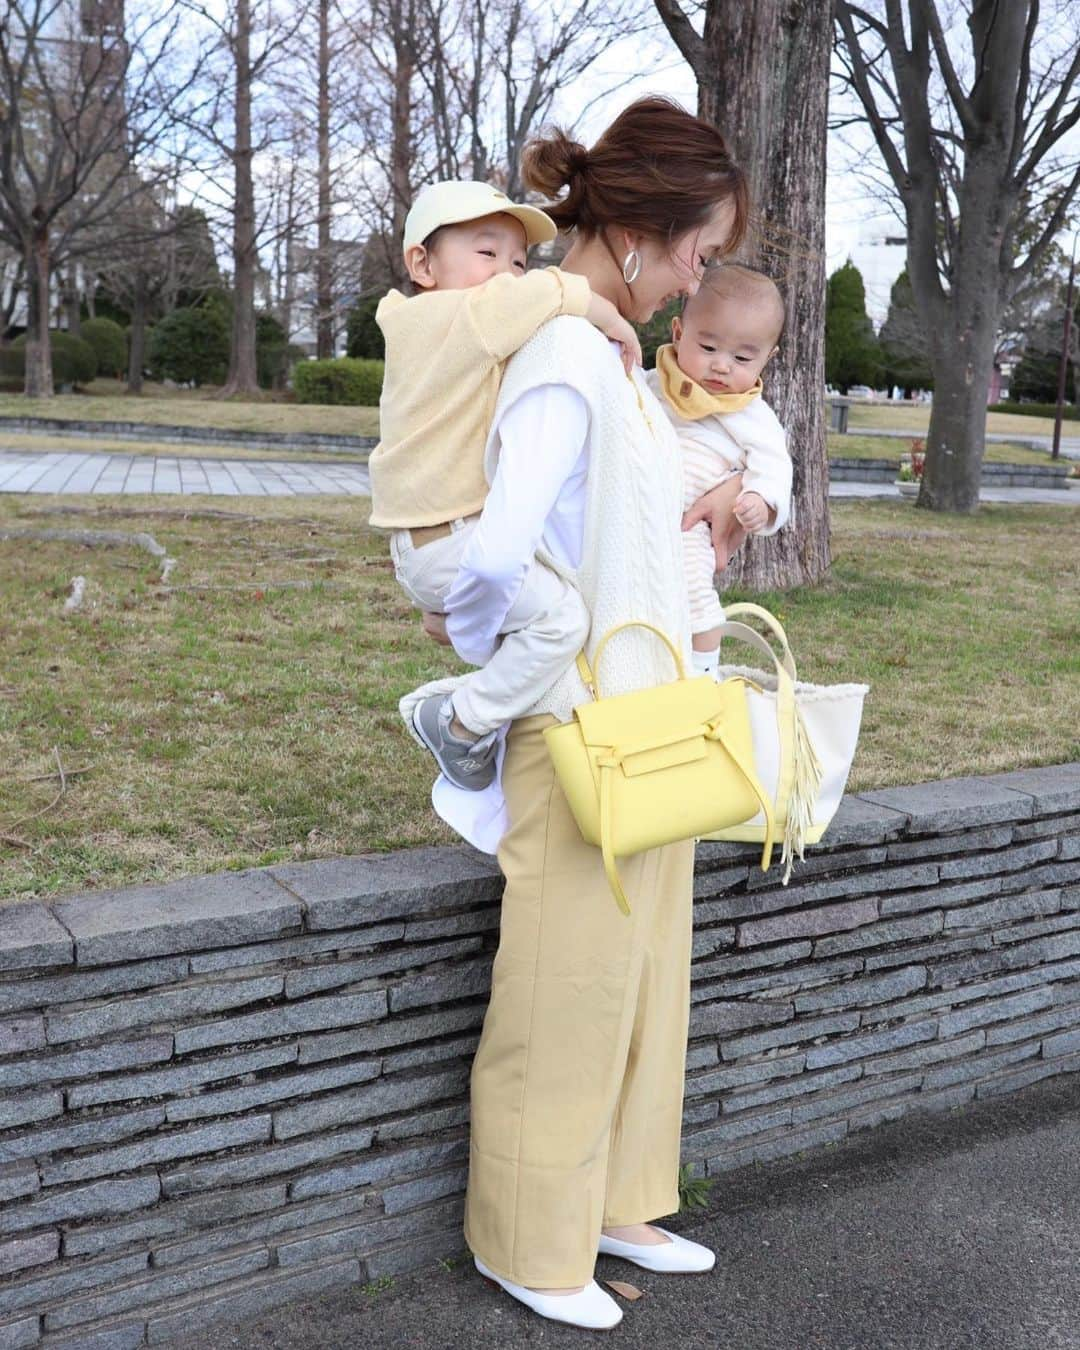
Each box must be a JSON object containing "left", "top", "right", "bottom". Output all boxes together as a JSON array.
[
  {"left": 721, "top": 603, "right": 797, "bottom": 676},
  {"left": 576, "top": 621, "right": 687, "bottom": 702}
]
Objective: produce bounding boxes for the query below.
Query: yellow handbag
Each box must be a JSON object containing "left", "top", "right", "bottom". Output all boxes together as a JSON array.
[{"left": 544, "top": 621, "right": 776, "bottom": 916}]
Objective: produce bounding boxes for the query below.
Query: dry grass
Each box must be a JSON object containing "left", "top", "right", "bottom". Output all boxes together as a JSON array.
[
  {"left": 2, "top": 493, "right": 1077, "bottom": 905},
  {"left": 851, "top": 403, "right": 1080, "bottom": 438},
  {"left": 0, "top": 381, "right": 379, "bottom": 437}
]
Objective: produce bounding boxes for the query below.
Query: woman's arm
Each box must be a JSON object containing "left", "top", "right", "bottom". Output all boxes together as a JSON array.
[{"left": 441, "top": 383, "right": 589, "bottom": 667}]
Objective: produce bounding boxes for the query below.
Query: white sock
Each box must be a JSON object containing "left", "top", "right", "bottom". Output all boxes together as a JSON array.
[{"left": 691, "top": 646, "right": 721, "bottom": 675}]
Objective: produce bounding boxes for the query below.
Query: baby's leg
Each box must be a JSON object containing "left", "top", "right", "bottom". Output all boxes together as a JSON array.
[
  {"left": 451, "top": 560, "right": 589, "bottom": 737},
  {"left": 682, "top": 522, "right": 727, "bottom": 672}
]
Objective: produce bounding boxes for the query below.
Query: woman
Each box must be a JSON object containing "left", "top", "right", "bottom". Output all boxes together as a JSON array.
[{"left": 426, "top": 96, "right": 750, "bottom": 1330}]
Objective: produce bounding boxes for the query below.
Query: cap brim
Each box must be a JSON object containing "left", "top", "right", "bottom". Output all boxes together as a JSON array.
[{"left": 417, "top": 201, "right": 557, "bottom": 249}]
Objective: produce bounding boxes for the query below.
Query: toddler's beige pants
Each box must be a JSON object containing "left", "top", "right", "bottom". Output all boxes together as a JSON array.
[{"left": 463, "top": 712, "right": 696, "bottom": 1288}]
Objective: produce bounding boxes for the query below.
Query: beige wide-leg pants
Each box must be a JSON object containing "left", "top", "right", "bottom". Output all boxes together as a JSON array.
[{"left": 463, "top": 712, "right": 696, "bottom": 1288}]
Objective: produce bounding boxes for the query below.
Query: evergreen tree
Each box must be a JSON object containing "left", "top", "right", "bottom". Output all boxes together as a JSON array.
[
  {"left": 879, "top": 268, "right": 933, "bottom": 395},
  {"left": 825, "top": 259, "right": 880, "bottom": 392}
]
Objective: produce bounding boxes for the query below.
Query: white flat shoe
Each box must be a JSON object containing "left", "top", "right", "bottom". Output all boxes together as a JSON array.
[
  {"left": 473, "top": 1254, "right": 623, "bottom": 1329},
  {"left": 597, "top": 1225, "right": 716, "bottom": 1273}
]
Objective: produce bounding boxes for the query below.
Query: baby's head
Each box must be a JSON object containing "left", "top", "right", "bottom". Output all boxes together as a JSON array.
[
  {"left": 402, "top": 181, "right": 557, "bottom": 293},
  {"left": 671, "top": 265, "right": 785, "bottom": 395}
]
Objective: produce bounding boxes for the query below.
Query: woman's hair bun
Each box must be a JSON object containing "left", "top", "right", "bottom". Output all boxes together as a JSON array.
[{"left": 520, "top": 130, "right": 588, "bottom": 199}]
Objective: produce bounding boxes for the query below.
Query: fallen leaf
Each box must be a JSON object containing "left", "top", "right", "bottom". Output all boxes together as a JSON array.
[{"left": 604, "top": 1279, "right": 644, "bottom": 1301}]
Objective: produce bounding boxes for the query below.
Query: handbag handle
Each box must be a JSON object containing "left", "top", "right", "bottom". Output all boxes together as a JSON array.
[
  {"left": 576, "top": 621, "right": 686, "bottom": 702},
  {"left": 717, "top": 603, "right": 798, "bottom": 682}
]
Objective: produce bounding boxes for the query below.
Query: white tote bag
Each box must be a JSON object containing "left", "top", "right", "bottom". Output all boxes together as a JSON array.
[{"left": 703, "top": 603, "right": 869, "bottom": 882}]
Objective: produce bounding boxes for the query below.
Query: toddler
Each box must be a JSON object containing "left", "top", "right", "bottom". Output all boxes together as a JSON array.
[
  {"left": 369, "top": 179, "right": 641, "bottom": 789},
  {"left": 646, "top": 264, "right": 793, "bottom": 674}
]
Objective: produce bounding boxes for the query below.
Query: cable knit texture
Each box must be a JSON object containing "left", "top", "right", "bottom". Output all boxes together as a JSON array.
[{"left": 487, "top": 316, "right": 693, "bottom": 723}]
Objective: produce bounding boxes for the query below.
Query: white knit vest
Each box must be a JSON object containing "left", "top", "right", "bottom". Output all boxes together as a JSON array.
[{"left": 487, "top": 317, "right": 693, "bottom": 723}]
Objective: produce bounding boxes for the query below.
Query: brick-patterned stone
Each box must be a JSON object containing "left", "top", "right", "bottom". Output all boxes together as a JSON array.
[
  {"left": 41, "top": 1115, "right": 271, "bottom": 1188},
  {"left": 381, "top": 1031, "right": 479, "bottom": 1075},
  {"left": 984, "top": 765, "right": 1080, "bottom": 814},
  {"left": 0, "top": 1176, "right": 159, "bottom": 1237},
  {"left": 937, "top": 987, "right": 1057, "bottom": 1039},
  {"left": 720, "top": 1011, "right": 861, "bottom": 1060},
  {"left": 816, "top": 795, "right": 908, "bottom": 846},
  {"left": 703, "top": 1119, "right": 849, "bottom": 1173},
  {"left": 923, "top": 1042, "right": 1038, "bottom": 1091},
  {"left": 387, "top": 959, "right": 492, "bottom": 1013},
  {"left": 1013, "top": 812, "right": 1080, "bottom": 843},
  {"left": 0, "top": 1164, "right": 38, "bottom": 1205},
  {"left": 0, "top": 1035, "right": 172, "bottom": 1091},
  {"left": 881, "top": 876, "right": 1005, "bottom": 918},
  {"left": 688, "top": 999, "right": 793, "bottom": 1036},
  {"left": 805, "top": 1018, "right": 937, "bottom": 1070},
  {"left": 721, "top": 1063, "right": 862, "bottom": 1115},
  {"left": 0, "top": 1253, "right": 146, "bottom": 1318},
  {"left": 269, "top": 848, "right": 502, "bottom": 929},
  {"left": 0, "top": 1090, "right": 62, "bottom": 1133},
  {"left": 0, "top": 1232, "right": 58, "bottom": 1277},
  {"left": 288, "top": 1136, "right": 469, "bottom": 1203},
  {"left": 791, "top": 1071, "right": 923, "bottom": 1124},
  {"left": 165, "top": 1055, "right": 381, "bottom": 1123},
  {"left": 67, "top": 1043, "right": 299, "bottom": 1110},
  {"left": 975, "top": 1050, "right": 1080, "bottom": 1099},
  {"left": 691, "top": 926, "right": 737, "bottom": 959},
  {"left": 188, "top": 922, "right": 407, "bottom": 973},
  {"left": 864, "top": 932, "right": 994, "bottom": 972},
  {"left": 144, "top": 1260, "right": 359, "bottom": 1344},
  {"left": 0, "top": 905, "right": 72, "bottom": 972},
  {"left": 857, "top": 776, "right": 1034, "bottom": 832},
  {"left": 297, "top": 1003, "right": 484, "bottom": 1065},
  {"left": 283, "top": 936, "right": 483, "bottom": 999},
  {"left": 943, "top": 888, "right": 1063, "bottom": 932},
  {"left": 814, "top": 910, "right": 943, "bottom": 958},
  {"left": 687, "top": 1052, "right": 805, "bottom": 1098},
  {"left": 885, "top": 825, "right": 1013, "bottom": 862},
  {"left": 984, "top": 994, "right": 1080, "bottom": 1046},
  {"left": 0, "top": 1016, "right": 44, "bottom": 1056},
  {"left": 794, "top": 965, "right": 926, "bottom": 1014},
  {"left": 45, "top": 974, "right": 284, "bottom": 1044},
  {"left": 938, "top": 838, "right": 1058, "bottom": 882},
  {"left": 1043, "top": 1026, "right": 1080, "bottom": 1058},
  {"left": 273, "top": 1065, "right": 469, "bottom": 1141},
  {"left": 0, "top": 1316, "right": 39, "bottom": 1348},
  {"left": 52, "top": 870, "right": 301, "bottom": 966},
  {"left": 363, "top": 1224, "right": 465, "bottom": 1279},
  {"left": 174, "top": 990, "right": 387, "bottom": 1053},
  {"left": 41, "top": 1322, "right": 145, "bottom": 1350},
  {"left": 737, "top": 896, "right": 879, "bottom": 948},
  {"left": 0, "top": 957, "right": 190, "bottom": 1016},
  {"left": 160, "top": 1124, "right": 375, "bottom": 1197},
  {"left": 746, "top": 846, "right": 889, "bottom": 890},
  {"left": 0, "top": 1105, "right": 165, "bottom": 1167},
  {"left": 275, "top": 1195, "right": 462, "bottom": 1267}
]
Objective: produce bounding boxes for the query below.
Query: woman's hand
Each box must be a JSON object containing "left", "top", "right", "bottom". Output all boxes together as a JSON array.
[
  {"left": 422, "top": 611, "right": 452, "bottom": 646},
  {"left": 682, "top": 475, "right": 749, "bottom": 573}
]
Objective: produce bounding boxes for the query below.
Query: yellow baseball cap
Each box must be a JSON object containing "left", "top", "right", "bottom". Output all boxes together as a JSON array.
[{"left": 403, "top": 180, "right": 558, "bottom": 253}]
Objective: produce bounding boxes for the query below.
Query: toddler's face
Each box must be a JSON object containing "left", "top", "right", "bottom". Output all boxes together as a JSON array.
[
  {"left": 671, "top": 294, "right": 779, "bottom": 395},
  {"left": 409, "top": 213, "right": 528, "bottom": 291}
]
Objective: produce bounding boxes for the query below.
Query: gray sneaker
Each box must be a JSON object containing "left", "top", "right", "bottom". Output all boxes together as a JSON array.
[{"left": 411, "top": 694, "right": 499, "bottom": 791}]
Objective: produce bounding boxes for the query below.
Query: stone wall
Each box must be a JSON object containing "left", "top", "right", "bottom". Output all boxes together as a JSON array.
[
  {"left": 829, "top": 456, "right": 1071, "bottom": 489},
  {"left": 1, "top": 763, "right": 1078, "bottom": 1348},
  {"left": 0, "top": 418, "right": 376, "bottom": 459}
]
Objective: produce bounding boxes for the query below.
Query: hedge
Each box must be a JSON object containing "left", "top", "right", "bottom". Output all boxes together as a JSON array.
[
  {"left": 989, "top": 400, "right": 1080, "bottom": 420},
  {"left": 11, "top": 330, "right": 98, "bottom": 386},
  {"left": 148, "top": 303, "right": 230, "bottom": 386},
  {"left": 80, "top": 317, "right": 128, "bottom": 379},
  {"left": 293, "top": 356, "right": 384, "bottom": 405}
]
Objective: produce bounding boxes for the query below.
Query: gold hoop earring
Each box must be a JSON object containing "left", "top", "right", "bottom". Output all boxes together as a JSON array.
[{"left": 622, "top": 249, "right": 642, "bottom": 285}]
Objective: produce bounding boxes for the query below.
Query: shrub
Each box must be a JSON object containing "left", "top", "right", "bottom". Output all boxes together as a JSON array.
[
  {"left": 148, "top": 303, "right": 230, "bottom": 385},
  {"left": 0, "top": 344, "right": 25, "bottom": 382},
  {"left": 12, "top": 330, "right": 98, "bottom": 386},
  {"left": 345, "top": 295, "right": 385, "bottom": 360},
  {"left": 988, "top": 400, "right": 1080, "bottom": 420},
  {"left": 80, "top": 317, "right": 128, "bottom": 379},
  {"left": 293, "top": 356, "right": 383, "bottom": 405}
]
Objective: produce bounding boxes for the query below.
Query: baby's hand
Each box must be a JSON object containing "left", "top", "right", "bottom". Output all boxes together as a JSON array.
[
  {"left": 585, "top": 293, "right": 643, "bottom": 373},
  {"left": 733, "top": 491, "right": 774, "bottom": 533}
]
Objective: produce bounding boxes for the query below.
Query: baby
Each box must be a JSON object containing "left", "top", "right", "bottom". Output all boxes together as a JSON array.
[
  {"left": 369, "top": 179, "right": 641, "bottom": 790},
  {"left": 646, "top": 264, "right": 793, "bottom": 674}
]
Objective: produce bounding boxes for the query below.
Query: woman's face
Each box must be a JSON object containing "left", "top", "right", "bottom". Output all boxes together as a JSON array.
[{"left": 626, "top": 199, "right": 739, "bottom": 324}]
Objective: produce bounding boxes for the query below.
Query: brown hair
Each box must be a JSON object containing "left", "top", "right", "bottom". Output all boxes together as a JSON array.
[{"left": 520, "top": 96, "right": 749, "bottom": 258}]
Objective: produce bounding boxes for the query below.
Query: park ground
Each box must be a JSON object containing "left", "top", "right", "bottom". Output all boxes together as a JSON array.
[{"left": 2, "top": 480, "right": 1078, "bottom": 903}]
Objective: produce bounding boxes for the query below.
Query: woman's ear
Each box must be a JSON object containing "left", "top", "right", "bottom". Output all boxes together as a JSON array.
[
  {"left": 404, "top": 244, "right": 437, "bottom": 290},
  {"left": 671, "top": 315, "right": 684, "bottom": 346}
]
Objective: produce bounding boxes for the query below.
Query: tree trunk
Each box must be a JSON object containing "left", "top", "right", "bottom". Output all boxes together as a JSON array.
[
  {"left": 698, "top": 0, "right": 832, "bottom": 591},
  {"left": 388, "top": 11, "right": 414, "bottom": 292},
  {"left": 127, "top": 271, "right": 147, "bottom": 394},
  {"left": 63, "top": 262, "right": 81, "bottom": 336},
  {"left": 315, "top": 0, "right": 334, "bottom": 358},
  {"left": 221, "top": 0, "right": 260, "bottom": 397},
  {"left": 919, "top": 314, "right": 996, "bottom": 511},
  {"left": 24, "top": 231, "right": 54, "bottom": 399}
]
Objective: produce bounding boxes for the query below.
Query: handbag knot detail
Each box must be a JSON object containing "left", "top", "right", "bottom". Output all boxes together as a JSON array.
[{"left": 544, "top": 621, "right": 776, "bottom": 916}]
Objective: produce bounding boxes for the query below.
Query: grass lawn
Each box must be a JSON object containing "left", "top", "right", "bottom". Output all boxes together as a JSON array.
[
  {"left": 827, "top": 434, "right": 1056, "bottom": 467},
  {"left": 0, "top": 380, "right": 380, "bottom": 438},
  {"left": 851, "top": 403, "right": 1080, "bottom": 439},
  {"left": 0, "top": 433, "right": 368, "bottom": 464},
  {"left": 2, "top": 494, "right": 1077, "bottom": 905}
]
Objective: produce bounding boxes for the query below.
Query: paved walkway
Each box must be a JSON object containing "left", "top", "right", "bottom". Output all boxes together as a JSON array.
[
  {"left": 199, "top": 1071, "right": 1080, "bottom": 1350},
  {"left": 848, "top": 425, "right": 1080, "bottom": 460},
  {"left": 0, "top": 448, "right": 1076, "bottom": 505},
  {"left": 0, "top": 449, "right": 371, "bottom": 497}
]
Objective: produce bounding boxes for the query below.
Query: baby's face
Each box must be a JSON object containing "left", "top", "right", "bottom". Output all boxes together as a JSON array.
[
  {"left": 413, "top": 213, "right": 528, "bottom": 291},
  {"left": 671, "top": 294, "right": 779, "bottom": 395}
]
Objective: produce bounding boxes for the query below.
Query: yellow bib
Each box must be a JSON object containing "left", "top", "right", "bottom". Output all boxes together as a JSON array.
[{"left": 655, "top": 343, "right": 762, "bottom": 420}]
